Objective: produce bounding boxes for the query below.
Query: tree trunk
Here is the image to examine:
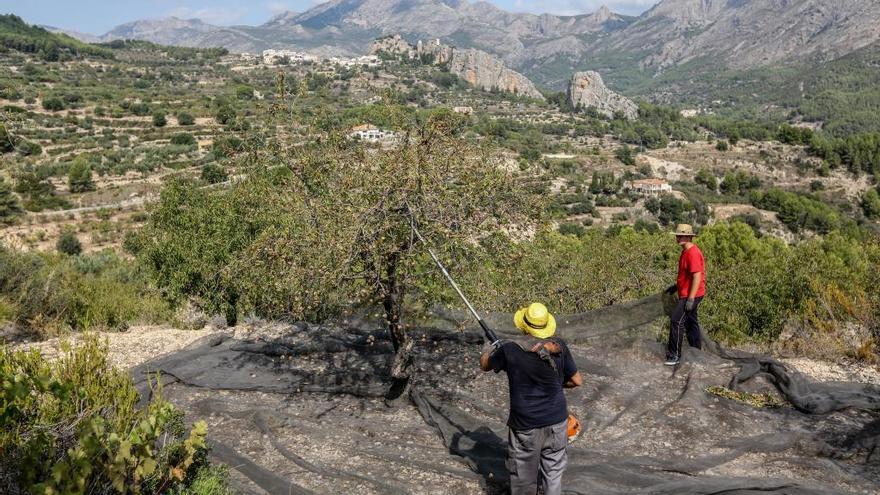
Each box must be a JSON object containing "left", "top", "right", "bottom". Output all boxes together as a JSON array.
[
  {"left": 224, "top": 291, "right": 239, "bottom": 327},
  {"left": 382, "top": 253, "right": 411, "bottom": 382}
]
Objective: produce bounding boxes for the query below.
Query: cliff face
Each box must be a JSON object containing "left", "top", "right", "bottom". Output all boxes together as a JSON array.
[
  {"left": 448, "top": 48, "right": 544, "bottom": 100},
  {"left": 567, "top": 71, "right": 637, "bottom": 119},
  {"left": 371, "top": 35, "right": 544, "bottom": 101}
]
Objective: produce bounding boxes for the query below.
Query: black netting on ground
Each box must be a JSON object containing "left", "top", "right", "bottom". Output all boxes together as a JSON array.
[{"left": 132, "top": 294, "right": 880, "bottom": 494}]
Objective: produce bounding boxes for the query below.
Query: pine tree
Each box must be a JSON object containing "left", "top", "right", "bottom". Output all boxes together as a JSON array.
[{"left": 68, "top": 156, "right": 96, "bottom": 193}]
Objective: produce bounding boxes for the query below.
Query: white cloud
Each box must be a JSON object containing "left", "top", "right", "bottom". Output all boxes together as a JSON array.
[
  {"left": 510, "top": 0, "right": 657, "bottom": 16},
  {"left": 167, "top": 6, "right": 249, "bottom": 25}
]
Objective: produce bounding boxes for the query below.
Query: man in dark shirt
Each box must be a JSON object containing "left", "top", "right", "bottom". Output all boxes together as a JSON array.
[{"left": 480, "top": 302, "right": 582, "bottom": 495}]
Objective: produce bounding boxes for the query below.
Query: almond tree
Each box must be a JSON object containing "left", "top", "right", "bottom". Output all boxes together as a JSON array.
[
  {"left": 238, "top": 107, "right": 540, "bottom": 382},
  {"left": 136, "top": 98, "right": 540, "bottom": 387}
]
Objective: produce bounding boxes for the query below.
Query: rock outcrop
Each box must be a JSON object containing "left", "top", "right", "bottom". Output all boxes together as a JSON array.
[
  {"left": 369, "top": 35, "right": 415, "bottom": 59},
  {"left": 372, "top": 36, "right": 543, "bottom": 101},
  {"left": 448, "top": 48, "right": 544, "bottom": 100},
  {"left": 567, "top": 71, "right": 637, "bottom": 120}
]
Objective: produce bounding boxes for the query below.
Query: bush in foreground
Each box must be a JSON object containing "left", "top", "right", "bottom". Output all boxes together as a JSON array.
[{"left": 0, "top": 336, "right": 230, "bottom": 494}]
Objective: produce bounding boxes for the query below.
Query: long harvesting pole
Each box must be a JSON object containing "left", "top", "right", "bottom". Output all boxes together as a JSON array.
[{"left": 406, "top": 207, "right": 501, "bottom": 348}]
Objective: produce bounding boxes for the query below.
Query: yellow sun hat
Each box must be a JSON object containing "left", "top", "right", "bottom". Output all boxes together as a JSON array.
[{"left": 514, "top": 302, "right": 557, "bottom": 339}]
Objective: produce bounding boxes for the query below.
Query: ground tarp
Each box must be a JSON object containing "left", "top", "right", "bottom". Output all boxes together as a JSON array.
[{"left": 132, "top": 294, "right": 880, "bottom": 494}]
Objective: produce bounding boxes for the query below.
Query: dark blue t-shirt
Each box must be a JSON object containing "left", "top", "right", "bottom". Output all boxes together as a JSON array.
[{"left": 488, "top": 338, "right": 578, "bottom": 430}]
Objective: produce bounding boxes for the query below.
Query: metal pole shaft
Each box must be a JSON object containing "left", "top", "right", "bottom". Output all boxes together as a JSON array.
[{"left": 409, "top": 214, "right": 500, "bottom": 346}]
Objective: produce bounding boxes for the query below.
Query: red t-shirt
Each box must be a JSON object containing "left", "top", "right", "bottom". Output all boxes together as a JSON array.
[{"left": 677, "top": 244, "right": 706, "bottom": 298}]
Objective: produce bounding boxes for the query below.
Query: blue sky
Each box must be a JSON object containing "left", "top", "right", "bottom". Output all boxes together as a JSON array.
[{"left": 1, "top": 1, "right": 658, "bottom": 35}]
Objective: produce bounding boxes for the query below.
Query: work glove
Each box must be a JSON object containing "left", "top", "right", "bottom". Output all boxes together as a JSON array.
[
  {"left": 665, "top": 284, "right": 677, "bottom": 295},
  {"left": 685, "top": 298, "right": 695, "bottom": 312}
]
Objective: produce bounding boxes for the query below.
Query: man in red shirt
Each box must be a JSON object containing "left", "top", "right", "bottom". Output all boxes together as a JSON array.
[{"left": 665, "top": 224, "right": 706, "bottom": 366}]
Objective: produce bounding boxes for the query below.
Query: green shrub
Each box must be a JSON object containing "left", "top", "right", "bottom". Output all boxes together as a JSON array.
[
  {"left": 215, "top": 106, "right": 235, "bottom": 125},
  {"left": 177, "top": 112, "right": 195, "bottom": 126},
  {"left": 715, "top": 140, "right": 730, "bottom": 151},
  {"left": 14, "top": 171, "right": 70, "bottom": 212},
  {"left": 42, "top": 96, "right": 64, "bottom": 111},
  {"left": 0, "top": 248, "right": 171, "bottom": 335},
  {"left": 861, "top": 189, "right": 880, "bottom": 219},
  {"left": 68, "top": 156, "right": 96, "bottom": 193},
  {"left": 558, "top": 222, "right": 586, "bottom": 237},
  {"left": 615, "top": 145, "right": 636, "bottom": 165},
  {"left": 130, "top": 102, "right": 150, "bottom": 116},
  {"left": 153, "top": 111, "right": 167, "bottom": 127},
  {"left": 235, "top": 84, "right": 254, "bottom": 100},
  {"left": 0, "top": 336, "right": 226, "bottom": 494},
  {"left": 56, "top": 231, "right": 82, "bottom": 255},
  {"left": 695, "top": 169, "right": 718, "bottom": 191},
  {"left": 751, "top": 188, "right": 843, "bottom": 233},
  {"left": 200, "top": 164, "right": 227, "bottom": 184},
  {"left": 170, "top": 133, "right": 196, "bottom": 146}
]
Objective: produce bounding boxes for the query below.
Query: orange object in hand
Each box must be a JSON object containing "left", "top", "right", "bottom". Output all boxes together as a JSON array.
[{"left": 567, "top": 413, "right": 581, "bottom": 443}]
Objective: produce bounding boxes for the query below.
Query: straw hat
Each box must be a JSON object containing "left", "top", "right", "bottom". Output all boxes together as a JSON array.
[
  {"left": 514, "top": 302, "right": 557, "bottom": 339},
  {"left": 673, "top": 224, "right": 696, "bottom": 237}
]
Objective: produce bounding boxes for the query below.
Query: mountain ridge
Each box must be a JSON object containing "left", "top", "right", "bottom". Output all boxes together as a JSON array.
[{"left": 33, "top": 0, "right": 880, "bottom": 93}]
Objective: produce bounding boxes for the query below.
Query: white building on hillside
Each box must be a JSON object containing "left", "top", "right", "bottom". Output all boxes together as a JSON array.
[
  {"left": 348, "top": 124, "right": 396, "bottom": 143},
  {"left": 624, "top": 178, "right": 672, "bottom": 196},
  {"left": 262, "top": 49, "right": 318, "bottom": 64}
]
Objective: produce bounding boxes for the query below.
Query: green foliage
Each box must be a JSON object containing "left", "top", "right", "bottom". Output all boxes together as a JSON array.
[
  {"left": 776, "top": 124, "right": 814, "bottom": 145},
  {"left": 0, "top": 337, "right": 224, "bottom": 494},
  {"left": 807, "top": 132, "right": 880, "bottom": 176},
  {"left": 460, "top": 229, "right": 675, "bottom": 313},
  {"left": 56, "top": 231, "right": 82, "bottom": 256},
  {"left": 429, "top": 70, "right": 462, "bottom": 90},
  {"left": 715, "top": 140, "right": 729, "bottom": 151},
  {"left": 42, "top": 97, "right": 64, "bottom": 112},
  {"left": 68, "top": 156, "right": 96, "bottom": 193},
  {"left": 177, "top": 113, "right": 195, "bottom": 126},
  {"left": 645, "top": 195, "right": 694, "bottom": 226},
  {"left": 751, "top": 188, "right": 844, "bottom": 234},
  {"left": 13, "top": 171, "right": 69, "bottom": 212},
  {"left": 615, "top": 144, "right": 636, "bottom": 165},
  {"left": 152, "top": 111, "right": 167, "bottom": 128},
  {"left": 102, "top": 39, "right": 227, "bottom": 61},
  {"left": 0, "top": 123, "right": 13, "bottom": 153},
  {"left": 0, "top": 248, "right": 170, "bottom": 335},
  {"left": 234, "top": 85, "right": 254, "bottom": 100},
  {"left": 170, "top": 133, "right": 196, "bottom": 146},
  {"left": 719, "top": 171, "right": 761, "bottom": 196},
  {"left": 0, "top": 177, "right": 22, "bottom": 224},
  {"left": 0, "top": 14, "right": 113, "bottom": 61},
  {"left": 694, "top": 169, "right": 717, "bottom": 191},
  {"left": 215, "top": 107, "right": 235, "bottom": 126},
  {"left": 861, "top": 189, "right": 880, "bottom": 219},
  {"left": 200, "top": 164, "right": 227, "bottom": 184}
]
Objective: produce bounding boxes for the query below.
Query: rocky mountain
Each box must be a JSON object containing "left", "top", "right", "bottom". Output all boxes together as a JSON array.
[
  {"left": 601, "top": 0, "right": 880, "bottom": 70},
  {"left": 567, "top": 71, "right": 637, "bottom": 119},
  {"left": 100, "top": 17, "right": 219, "bottom": 45},
  {"left": 43, "top": 0, "right": 880, "bottom": 93}
]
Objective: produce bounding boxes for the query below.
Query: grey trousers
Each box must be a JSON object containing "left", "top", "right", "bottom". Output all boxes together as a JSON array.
[{"left": 507, "top": 418, "right": 568, "bottom": 495}]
